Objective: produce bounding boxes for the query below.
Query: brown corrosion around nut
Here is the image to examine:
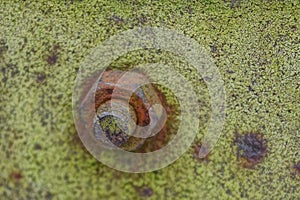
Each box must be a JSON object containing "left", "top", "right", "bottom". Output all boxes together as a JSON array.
[{"left": 77, "top": 69, "right": 179, "bottom": 152}]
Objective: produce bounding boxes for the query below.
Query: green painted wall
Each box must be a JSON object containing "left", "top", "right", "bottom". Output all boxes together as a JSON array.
[{"left": 0, "top": 0, "right": 299, "bottom": 199}]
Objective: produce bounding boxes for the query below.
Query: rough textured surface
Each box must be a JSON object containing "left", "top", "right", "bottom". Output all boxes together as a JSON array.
[{"left": 0, "top": 0, "right": 299, "bottom": 199}]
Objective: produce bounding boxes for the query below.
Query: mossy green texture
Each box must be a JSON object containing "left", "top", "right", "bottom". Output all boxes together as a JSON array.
[{"left": 0, "top": 0, "right": 299, "bottom": 199}]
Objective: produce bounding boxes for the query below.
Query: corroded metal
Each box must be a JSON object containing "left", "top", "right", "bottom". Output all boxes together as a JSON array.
[{"left": 80, "top": 69, "right": 167, "bottom": 151}]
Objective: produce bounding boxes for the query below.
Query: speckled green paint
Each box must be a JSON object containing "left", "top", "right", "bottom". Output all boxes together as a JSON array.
[{"left": 0, "top": 0, "right": 299, "bottom": 199}]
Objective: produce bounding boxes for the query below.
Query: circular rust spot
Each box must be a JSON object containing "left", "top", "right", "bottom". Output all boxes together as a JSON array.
[{"left": 233, "top": 131, "right": 268, "bottom": 168}]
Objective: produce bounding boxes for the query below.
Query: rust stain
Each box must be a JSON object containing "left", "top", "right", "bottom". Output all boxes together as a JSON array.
[
  {"left": 9, "top": 171, "right": 23, "bottom": 182},
  {"left": 233, "top": 131, "right": 268, "bottom": 168},
  {"left": 77, "top": 69, "right": 179, "bottom": 153}
]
